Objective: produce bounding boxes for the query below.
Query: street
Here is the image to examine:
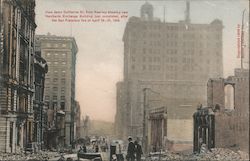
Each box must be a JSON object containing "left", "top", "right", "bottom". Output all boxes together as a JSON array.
[{"left": 0, "top": 146, "right": 248, "bottom": 161}]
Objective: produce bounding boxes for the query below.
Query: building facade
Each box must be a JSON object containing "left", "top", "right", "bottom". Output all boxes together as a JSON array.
[
  {"left": 35, "top": 34, "right": 78, "bottom": 148},
  {"left": 75, "top": 101, "right": 81, "bottom": 139},
  {"left": 0, "top": 0, "right": 36, "bottom": 153},
  {"left": 81, "top": 115, "right": 90, "bottom": 138},
  {"left": 115, "top": 2, "right": 223, "bottom": 146},
  {"left": 193, "top": 68, "right": 249, "bottom": 153},
  {"left": 33, "top": 44, "right": 48, "bottom": 151}
]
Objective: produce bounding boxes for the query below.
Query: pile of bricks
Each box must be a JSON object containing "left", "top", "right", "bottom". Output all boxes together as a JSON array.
[
  {"left": 147, "top": 151, "right": 183, "bottom": 161},
  {"left": 146, "top": 148, "right": 249, "bottom": 161}
]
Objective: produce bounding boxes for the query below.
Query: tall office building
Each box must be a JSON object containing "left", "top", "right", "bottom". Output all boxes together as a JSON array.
[
  {"left": 115, "top": 2, "right": 223, "bottom": 145},
  {"left": 35, "top": 34, "right": 78, "bottom": 148}
]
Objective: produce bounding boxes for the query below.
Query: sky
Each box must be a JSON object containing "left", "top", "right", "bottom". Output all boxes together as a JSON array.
[{"left": 35, "top": 0, "right": 249, "bottom": 122}]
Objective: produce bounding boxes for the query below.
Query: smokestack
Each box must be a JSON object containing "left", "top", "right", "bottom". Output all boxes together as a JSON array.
[{"left": 185, "top": 0, "right": 190, "bottom": 23}]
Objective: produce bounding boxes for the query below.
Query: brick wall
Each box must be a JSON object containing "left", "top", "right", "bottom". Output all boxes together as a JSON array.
[
  {"left": 207, "top": 78, "right": 225, "bottom": 109},
  {"left": 215, "top": 112, "right": 249, "bottom": 152},
  {"left": 210, "top": 69, "right": 249, "bottom": 152}
]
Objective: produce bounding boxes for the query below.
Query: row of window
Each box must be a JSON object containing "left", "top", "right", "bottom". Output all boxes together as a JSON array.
[
  {"left": 134, "top": 30, "right": 221, "bottom": 39},
  {"left": 234, "top": 78, "right": 249, "bottom": 82},
  {"left": 45, "top": 85, "right": 65, "bottom": 90},
  {"left": 45, "top": 95, "right": 65, "bottom": 100},
  {"left": 134, "top": 40, "right": 221, "bottom": 49},
  {"left": 130, "top": 56, "right": 219, "bottom": 65},
  {"left": 132, "top": 65, "right": 182, "bottom": 71},
  {"left": 45, "top": 78, "right": 66, "bottom": 83},
  {"left": 45, "top": 101, "right": 66, "bottom": 110},
  {"left": 47, "top": 70, "right": 66, "bottom": 73},
  {"left": 142, "top": 48, "right": 161, "bottom": 54},
  {"left": 46, "top": 43, "right": 67, "bottom": 48},
  {"left": 142, "top": 65, "right": 161, "bottom": 71},
  {"left": 132, "top": 47, "right": 221, "bottom": 56},
  {"left": 45, "top": 89, "right": 65, "bottom": 96},
  {"left": 46, "top": 73, "right": 67, "bottom": 78},
  {"left": 163, "top": 74, "right": 210, "bottom": 80},
  {"left": 140, "top": 24, "right": 220, "bottom": 31},
  {"left": 45, "top": 52, "right": 67, "bottom": 57},
  {"left": 183, "top": 33, "right": 221, "bottom": 39},
  {"left": 130, "top": 64, "right": 219, "bottom": 72},
  {"left": 132, "top": 56, "right": 161, "bottom": 62},
  {"left": 47, "top": 61, "right": 67, "bottom": 65}
]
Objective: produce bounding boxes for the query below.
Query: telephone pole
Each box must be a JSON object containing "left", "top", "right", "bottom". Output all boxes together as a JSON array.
[{"left": 142, "top": 88, "right": 149, "bottom": 154}]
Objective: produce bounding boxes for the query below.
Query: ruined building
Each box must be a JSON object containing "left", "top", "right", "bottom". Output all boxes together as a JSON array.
[
  {"left": 115, "top": 1, "right": 223, "bottom": 149},
  {"left": 0, "top": 0, "right": 37, "bottom": 153},
  {"left": 147, "top": 107, "right": 168, "bottom": 152},
  {"left": 193, "top": 68, "right": 249, "bottom": 153},
  {"left": 35, "top": 34, "right": 78, "bottom": 148}
]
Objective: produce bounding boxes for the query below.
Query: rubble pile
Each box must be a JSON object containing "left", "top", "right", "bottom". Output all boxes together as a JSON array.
[
  {"left": 147, "top": 151, "right": 183, "bottom": 161},
  {"left": 146, "top": 148, "right": 249, "bottom": 161},
  {"left": 0, "top": 151, "right": 59, "bottom": 161},
  {"left": 190, "top": 148, "right": 246, "bottom": 161}
]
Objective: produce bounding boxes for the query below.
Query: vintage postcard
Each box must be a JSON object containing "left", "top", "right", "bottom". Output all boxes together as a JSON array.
[{"left": 0, "top": 0, "right": 249, "bottom": 160}]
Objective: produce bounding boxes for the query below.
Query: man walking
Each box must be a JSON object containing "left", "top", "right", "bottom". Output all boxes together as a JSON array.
[
  {"left": 126, "top": 137, "right": 135, "bottom": 161},
  {"left": 134, "top": 141, "right": 143, "bottom": 161}
]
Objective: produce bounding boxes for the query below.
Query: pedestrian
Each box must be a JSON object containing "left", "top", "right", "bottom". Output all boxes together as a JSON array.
[
  {"left": 82, "top": 144, "right": 87, "bottom": 153},
  {"left": 112, "top": 154, "right": 118, "bottom": 161},
  {"left": 95, "top": 144, "right": 99, "bottom": 152},
  {"left": 126, "top": 137, "right": 135, "bottom": 161},
  {"left": 134, "top": 141, "right": 143, "bottom": 161}
]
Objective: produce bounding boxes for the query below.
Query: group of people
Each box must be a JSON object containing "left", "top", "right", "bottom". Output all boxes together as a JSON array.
[{"left": 126, "top": 137, "right": 143, "bottom": 161}]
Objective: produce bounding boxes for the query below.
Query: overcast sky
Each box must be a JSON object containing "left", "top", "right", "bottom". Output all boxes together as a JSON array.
[{"left": 35, "top": 0, "right": 249, "bottom": 122}]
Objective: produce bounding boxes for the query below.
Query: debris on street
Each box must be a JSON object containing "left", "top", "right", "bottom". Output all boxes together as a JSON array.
[
  {"left": 0, "top": 151, "right": 59, "bottom": 161},
  {"left": 146, "top": 148, "right": 249, "bottom": 161}
]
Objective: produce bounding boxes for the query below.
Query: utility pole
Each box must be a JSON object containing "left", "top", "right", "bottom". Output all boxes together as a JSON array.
[
  {"left": 0, "top": 0, "right": 3, "bottom": 77},
  {"left": 241, "top": 9, "right": 246, "bottom": 69},
  {"left": 142, "top": 88, "right": 148, "bottom": 154},
  {"left": 163, "top": 6, "right": 166, "bottom": 23}
]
